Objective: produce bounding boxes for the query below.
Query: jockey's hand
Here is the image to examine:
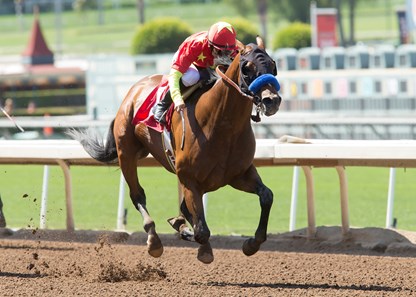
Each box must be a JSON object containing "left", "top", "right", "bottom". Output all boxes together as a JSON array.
[
  {"left": 174, "top": 102, "right": 185, "bottom": 112},
  {"left": 174, "top": 97, "right": 185, "bottom": 112}
]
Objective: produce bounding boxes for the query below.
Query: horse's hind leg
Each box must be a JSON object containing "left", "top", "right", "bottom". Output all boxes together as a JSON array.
[
  {"left": 117, "top": 142, "right": 163, "bottom": 258},
  {"left": 230, "top": 165, "right": 273, "bottom": 256},
  {"left": 167, "top": 187, "right": 194, "bottom": 241},
  {"left": 167, "top": 197, "right": 195, "bottom": 241}
]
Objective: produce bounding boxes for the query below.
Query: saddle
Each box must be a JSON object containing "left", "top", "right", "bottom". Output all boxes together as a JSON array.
[
  {"left": 132, "top": 68, "right": 218, "bottom": 132},
  {"left": 131, "top": 70, "right": 218, "bottom": 171}
]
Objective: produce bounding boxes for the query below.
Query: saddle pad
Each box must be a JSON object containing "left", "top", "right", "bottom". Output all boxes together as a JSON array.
[{"left": 131, "top": 77, "right": 173, "bottom": 132}]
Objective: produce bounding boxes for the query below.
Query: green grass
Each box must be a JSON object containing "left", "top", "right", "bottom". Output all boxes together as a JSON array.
[
  {"left": 2, "top": 165, "right": 416, "bottom": 235},
  {"left": 0, "top": 0, "right": 404, "bottom": 56},
  {"left": 0, "top": 2, "right": 247, "bottom": 55},
  {"left": 341, "top": 0, "right": 403, "bottom": 44}
]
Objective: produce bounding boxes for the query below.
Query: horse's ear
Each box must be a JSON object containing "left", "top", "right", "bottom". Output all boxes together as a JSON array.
[
  {"left": 236, "top": 39, "right": 245, "bottom": 52},
  {"left": 256, "top": 36, "right": 265, "bottom": 50}
]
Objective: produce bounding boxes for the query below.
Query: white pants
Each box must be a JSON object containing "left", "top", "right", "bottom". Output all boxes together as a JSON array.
[
  {"left": 172, "top": 51, "right": 200, "bottom": 87},
  {"left": 182, "top": 65, "right": 200, "bottom": 87}
]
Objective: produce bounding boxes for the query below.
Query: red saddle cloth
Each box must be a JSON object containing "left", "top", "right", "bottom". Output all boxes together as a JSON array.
[{"left": 131, "top": 77, "right": 174, "bottom": 132}]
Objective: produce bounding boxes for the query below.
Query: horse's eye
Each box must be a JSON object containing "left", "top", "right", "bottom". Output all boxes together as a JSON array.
[
  {"left": 242, "top": 62, "right": 255, "bottom": 76},
  {"left": 242, "top": 65, "right": 250, "bottom": 76}
]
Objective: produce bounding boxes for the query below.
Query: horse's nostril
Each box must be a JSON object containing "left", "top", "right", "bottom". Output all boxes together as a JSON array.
[
  {"left": 263, "top": 96, "right": 280, "bottom": 106},
  {"left": 262, "top": 95, "right": 281, "bottom": 116}
]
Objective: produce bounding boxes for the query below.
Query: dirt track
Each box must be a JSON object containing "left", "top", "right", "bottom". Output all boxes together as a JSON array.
[{"left": 1, "top": 227, "right": 416, "bottom": 297}]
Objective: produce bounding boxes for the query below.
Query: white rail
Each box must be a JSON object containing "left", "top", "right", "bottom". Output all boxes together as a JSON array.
[{"left": 1, "top": 137, "right": 416, "bottom": 236}]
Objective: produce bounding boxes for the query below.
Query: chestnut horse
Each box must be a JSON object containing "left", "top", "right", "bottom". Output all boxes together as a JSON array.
[{"left": 70, "top": 37, "right": 281, "bottom": 264}]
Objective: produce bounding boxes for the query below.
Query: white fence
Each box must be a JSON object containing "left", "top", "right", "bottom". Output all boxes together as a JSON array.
[
  {"left": 1, "top": 137, "right": 416, "bottom": 237},
  {"left": 82, "top": 54, "right": 416, "bottom": 140}
]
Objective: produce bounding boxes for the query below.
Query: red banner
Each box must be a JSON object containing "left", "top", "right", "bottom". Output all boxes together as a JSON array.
[
  {"left": 316, "top": 13, "right": 338, "bottom": 47},
  {"left": 311, "top": 3, "right": 338, "bottom": 48}
]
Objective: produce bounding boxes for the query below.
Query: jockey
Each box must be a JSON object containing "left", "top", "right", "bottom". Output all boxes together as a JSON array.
[{"left": 153, "top": 21, "right": 239, "bottom": 125}]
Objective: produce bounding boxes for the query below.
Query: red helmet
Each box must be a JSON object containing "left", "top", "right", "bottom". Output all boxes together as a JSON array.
[{"left": 207, "top": 22, "right": 237, "bottom": 50}]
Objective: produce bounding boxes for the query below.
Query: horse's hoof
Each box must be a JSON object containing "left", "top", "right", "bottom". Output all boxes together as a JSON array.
[
  {"left": 148, "top": 245, "right": 164, "bottom": 258},
  {"left": 242, "top": 238, "right": 260, "bottom": 256},
  {"left": 179, "top": 226, "right": 195, "bottom": 242},
  {"left": 197, "top": 242, "right": 214, "bottom": 264},
  {"left": 147, "top": 234, "right": 164, "bottom": 258},
  {"left": 167, "top": 216, "right": 186, "bottom": 232}
]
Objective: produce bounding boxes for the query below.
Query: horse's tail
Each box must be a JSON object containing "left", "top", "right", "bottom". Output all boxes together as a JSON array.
[{"left": 67, "top": 119, "right": 118, "bottom": 163}]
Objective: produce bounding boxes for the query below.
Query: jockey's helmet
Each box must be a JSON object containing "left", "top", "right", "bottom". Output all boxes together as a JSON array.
[{"left": 207, "top": 21, "right": 237, "bottom": 51}]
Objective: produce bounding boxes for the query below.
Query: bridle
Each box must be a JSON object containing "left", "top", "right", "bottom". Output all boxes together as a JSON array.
[
  {"left": 215, "top": 65, "right": 260, "bottom": 105},
  {"left": 215, "top": 49, "right": 280, "bottom": 122}
]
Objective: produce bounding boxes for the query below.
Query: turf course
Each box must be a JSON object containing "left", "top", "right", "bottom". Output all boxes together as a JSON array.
[
  {"left": 1, "top": 164, "right": 416, "bottom": 235},
  {"left": 0, "top": 0, "right": 404, "bottom": 56}
]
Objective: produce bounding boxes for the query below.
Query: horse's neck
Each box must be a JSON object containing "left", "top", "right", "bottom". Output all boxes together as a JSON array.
[
  {"left": 223, "top": 54, "right": 241, "bottom": 85},
  {"left": 196, "top": 55, "right": 253, "bottom": 130},
  {"left": 219, "top": 55, "right": 252, "bottom": 115}
]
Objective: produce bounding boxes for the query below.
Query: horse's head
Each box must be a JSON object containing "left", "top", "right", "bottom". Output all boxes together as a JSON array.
[{"left": 239, "top": 37, "right": 282, "bottom": 116}]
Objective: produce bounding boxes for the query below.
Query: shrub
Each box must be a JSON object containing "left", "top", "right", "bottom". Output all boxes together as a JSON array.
[
  {"left": 272, "top": 22, "right": 311, "bottom": 50},
  {"left": 223, "top": 18, "right": 260, "bottom": 46},
  {"left": 130, "top": 18, "right": 192, "bottom": 55}
]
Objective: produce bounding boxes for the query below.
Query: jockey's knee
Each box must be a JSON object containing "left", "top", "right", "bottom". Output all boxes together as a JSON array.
[{"left": 182, "top": 67, "right": 200, "bottom": 87}]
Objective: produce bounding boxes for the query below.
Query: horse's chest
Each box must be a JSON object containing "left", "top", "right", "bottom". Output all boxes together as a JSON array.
[{"left": 189, "top": 144, "right": 253, "bottom": 185}]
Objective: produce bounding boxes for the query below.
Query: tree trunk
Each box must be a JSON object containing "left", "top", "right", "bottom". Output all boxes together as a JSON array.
[
  {"left": 97, "top": 0, "right": 104, "bottom": 25},
  {"left": 137, "top": 0, "right": 145, "bottom": 24},
  {"left": 336, "top": 0, "right": 345, "bottom": 47},
  {"left": 257, "top": 0, "right": 267, "bottom": 44},
  {"left": 348, "top": 0, "right": 355, "bottom": 45}
]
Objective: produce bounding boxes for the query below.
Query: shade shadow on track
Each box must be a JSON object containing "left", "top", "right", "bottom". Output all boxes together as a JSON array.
[
  {"left": 1, "top": 226, "right": 416, "bottom": 258},
  {"left": 201, "top": 281, "right": 403, "bottom": 293},
  {"left": 0, "top": 244, "right": 74, "bottom": 251},
  {"left": 0, "top": 271, "right": 44, "bottom": 278}
]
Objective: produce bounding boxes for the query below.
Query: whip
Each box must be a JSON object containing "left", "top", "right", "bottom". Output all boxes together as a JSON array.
[
  {"left": 180, "top": 109, "right": 185, "bottom": 150},
  {"left": 1, "top": 107, "right": 25, "bottom": 132}
]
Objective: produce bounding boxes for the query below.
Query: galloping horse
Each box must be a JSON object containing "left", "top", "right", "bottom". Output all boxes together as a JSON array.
[{"left": 70, "top": 37, "right": 281, "bottom": 264}]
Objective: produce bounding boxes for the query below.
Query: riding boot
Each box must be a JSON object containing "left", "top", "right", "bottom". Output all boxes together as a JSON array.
[{"left": 152, "top": 91, "right": 173, "bottom": 125}]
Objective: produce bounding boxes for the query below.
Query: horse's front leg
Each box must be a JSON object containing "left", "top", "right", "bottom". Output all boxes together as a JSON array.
[
  {"left": 182, "top": 185, "right": 213, "bottom": 264},
  {"left": 230, "top": 165, "right": 273, "bottom": 256}
]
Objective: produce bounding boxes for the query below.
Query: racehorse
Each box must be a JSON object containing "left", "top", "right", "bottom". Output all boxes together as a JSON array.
[{"left": 69, "top": 36, "right": 281, "bottom": 264}]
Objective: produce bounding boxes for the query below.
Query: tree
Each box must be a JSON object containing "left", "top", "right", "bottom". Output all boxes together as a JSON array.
[
  {"left": 257, "top": 0, "right": 267, "bottom": 41},
  {"left": 137, "top": 0, "right": 144, "bottom": 24},
  {"left": 348, "top": 0, "right": 356, "bottom": 45},
  {"left": 224, "top": 0, "right": 254, "bottom": 17},
  {"left": 336, "top": 0, "right": 346, "bottom": 46}
]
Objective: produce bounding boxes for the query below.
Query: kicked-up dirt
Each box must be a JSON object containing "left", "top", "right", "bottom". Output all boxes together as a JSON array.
[{"left": 1, "top": 226, "right": 416, "bottom": 296}]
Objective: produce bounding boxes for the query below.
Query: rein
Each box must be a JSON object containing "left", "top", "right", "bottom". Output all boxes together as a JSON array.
[
  {"left": 215, "top": 65, "right": 263, "bottom": 122},
  {"left": 215, "top": 65, "right": 259, "bottom": 105}
]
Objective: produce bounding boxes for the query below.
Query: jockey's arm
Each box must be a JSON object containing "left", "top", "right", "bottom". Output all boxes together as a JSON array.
[{"left": 168, "top": 68, "right": 185, "bottom": 111}]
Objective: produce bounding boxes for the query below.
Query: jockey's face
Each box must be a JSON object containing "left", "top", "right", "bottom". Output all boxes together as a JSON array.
[
  {"left": 212, "top": 47, "right": 233, "bottom": 66},
  {"left": 212, "top": 47, "right": 233, "bottom": 58}
]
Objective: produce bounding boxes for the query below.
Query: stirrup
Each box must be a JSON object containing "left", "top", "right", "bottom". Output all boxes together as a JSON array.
[{"left": 155, "top": 110, "right": 168, "bottom": 125}]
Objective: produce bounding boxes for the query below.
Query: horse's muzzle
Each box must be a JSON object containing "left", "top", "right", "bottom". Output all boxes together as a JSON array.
[{"left": 261, "top": 88, "right": 281, "bottom": 116}]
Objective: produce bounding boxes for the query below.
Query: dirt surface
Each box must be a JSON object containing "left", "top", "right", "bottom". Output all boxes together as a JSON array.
[{"left": 1, "top": 226, "right": 416, "bottom": 296}]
